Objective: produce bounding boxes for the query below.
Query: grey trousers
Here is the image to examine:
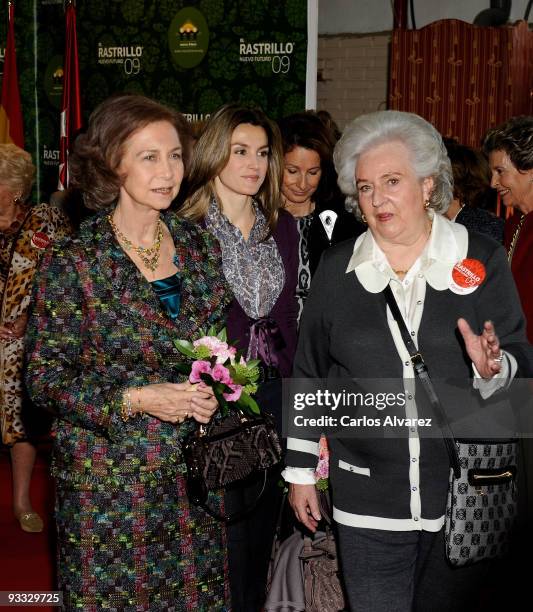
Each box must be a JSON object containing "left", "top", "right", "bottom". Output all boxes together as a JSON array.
[{"left": 336, "top": 525, "right": 488, "bottom": 612}]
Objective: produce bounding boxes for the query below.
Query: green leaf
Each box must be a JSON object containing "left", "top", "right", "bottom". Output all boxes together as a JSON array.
[
  {"left": 246, "top": 359, "right": 261, "bottom": 369},
  {"left": 207, "top": 324, "right": 217, "bottom": 337},
  {"left": 213, "top": 388, "right": 229, "bottom": 416},
  {"left": 236, "top": 392, "right": 261, "bottom": 415},
  {"left": 217, "top": 327, "right": 227, "bottom": 342},
  {"left": 315, "top": 478, "right": 329, "bottom": 491},
  {"left": 226, "top": 366, "right": 247, "bottom": 385},
  {"left": 174, "top": 340, "right": 196, "bottom": 358},
  {"left": 199, "top": 373, "right": 215, "bottom": 386},
  {"left": 174, "top": 363, "right": 192, "bottom": 375}
]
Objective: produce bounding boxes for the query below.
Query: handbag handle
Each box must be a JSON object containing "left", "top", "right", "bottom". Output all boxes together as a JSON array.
[
  {"left": 191, "top": 470, "right": 269, "bottom": 523},
  {"left": 382, "top": 285, "right": 461, "bottom": 478}
]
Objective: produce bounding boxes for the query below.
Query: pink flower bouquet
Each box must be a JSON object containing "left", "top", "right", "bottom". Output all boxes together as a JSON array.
[{"left": 174, "top": 326, "right": 260, "bottom": 416}]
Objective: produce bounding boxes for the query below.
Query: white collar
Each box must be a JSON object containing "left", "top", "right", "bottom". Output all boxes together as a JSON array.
[{"left": 345, "top": 212, "right": 469, "bottom": 293}]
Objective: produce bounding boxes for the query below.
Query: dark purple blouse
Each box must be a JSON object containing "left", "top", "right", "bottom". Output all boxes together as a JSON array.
[{"left": 225, "top": 209, "right": 299, "bottom": 378}]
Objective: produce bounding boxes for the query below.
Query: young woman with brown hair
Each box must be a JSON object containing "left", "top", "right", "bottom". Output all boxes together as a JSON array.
[{"left": 180, "top": 103, "right": 298, "bottom": 612}]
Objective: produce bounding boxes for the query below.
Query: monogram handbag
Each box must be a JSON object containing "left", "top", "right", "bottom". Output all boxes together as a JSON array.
[
  {"left": 444, "top": 439, "right": 517, "bottom": 566},
  {"left": 182, "top": 407, "right": 283, "bottom": 521},
  {"left": 383, "top": 286, "right": 518, "bottom": 567}
]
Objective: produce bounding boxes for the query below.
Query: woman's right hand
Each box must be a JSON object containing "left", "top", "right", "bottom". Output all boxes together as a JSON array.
[
  {"left": 128, "top": 382, "right": 213, "bottom": 424},
  {"left": 288, "top": 483, "right": 321, "bottom": 533}
]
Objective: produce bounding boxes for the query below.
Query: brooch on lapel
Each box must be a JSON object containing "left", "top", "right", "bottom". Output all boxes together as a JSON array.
[{"left": 319, "top": 210, "right": 338, "bottom": 241}]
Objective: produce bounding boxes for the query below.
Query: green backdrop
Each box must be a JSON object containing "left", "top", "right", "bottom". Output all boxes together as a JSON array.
[{"left": 0, "top": 0, "right": 309, "bottom": 201}]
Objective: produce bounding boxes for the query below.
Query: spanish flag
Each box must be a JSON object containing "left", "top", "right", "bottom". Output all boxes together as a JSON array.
[{"left": 0, "top": 1, "right": 24, "bottom": 147}]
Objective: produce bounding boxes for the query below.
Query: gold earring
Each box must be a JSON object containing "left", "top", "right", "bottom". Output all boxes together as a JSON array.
[
  {"left": 361, "top": 213, "right": 367, "bottom": 223},
  {"left": 424, "top": 199, "right": 430, "bottom": 210}
]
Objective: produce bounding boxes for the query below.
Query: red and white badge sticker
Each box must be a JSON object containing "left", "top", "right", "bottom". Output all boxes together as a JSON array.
[
  {"left": 449, "top": 258, "right": 486, "bottom": 295},
  {"left": 31, "top": 231, "right": 51, "bottom": 250}
]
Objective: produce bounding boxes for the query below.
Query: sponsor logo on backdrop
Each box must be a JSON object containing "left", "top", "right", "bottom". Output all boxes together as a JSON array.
[
  {"left": 43, "top": 145, "right": 60, "bottom": 167},
  {"left": 168, "top": 7, "right": 209, "bottom": 69},
  {"left": 97, "top": 44, "right": 143, "bottom": 75},
  {"left": 41, "top": 0, "right": 63, "bottom": 5},
  {"left": 184, "top": 113, "right": 211, "bottom": 122},
  {"left": 44, "top": 56, "right": 64, "bottom": 109},
  {"left": 239, "top": 39, "right": 295, "bottom": 74}
]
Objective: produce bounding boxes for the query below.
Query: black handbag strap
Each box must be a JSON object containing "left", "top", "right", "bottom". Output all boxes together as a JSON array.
[{"left": 383, "top": 285, "right": 461, "bottom": 478}]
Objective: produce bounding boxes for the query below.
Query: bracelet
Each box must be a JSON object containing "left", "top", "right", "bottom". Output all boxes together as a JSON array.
[
  {"left": 136, "top": 386, "right": 146, "bottom": 418},
  {"left": 120, "top": 388, "right": 133, "bottom": 422}
]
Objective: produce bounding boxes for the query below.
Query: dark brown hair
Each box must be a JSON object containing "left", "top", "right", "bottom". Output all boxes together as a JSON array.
[
  {"left": 70, "top": 93, "right": 193, "bottom": 210},
  {"left": 482, "top": 116, "right": 533, "bottom": 172},
  {"left": 278, "top": 111, "right": 340, "bottom": 207},
  {"left": 444, "top": 139, "right": 492, "bottom": 209}
]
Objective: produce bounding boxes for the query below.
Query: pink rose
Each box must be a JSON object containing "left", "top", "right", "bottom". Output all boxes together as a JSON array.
[
  {"left": 189, "top": 360, "right": 212, "bottom": 383},
  {"left": 193, "top": 336, "right": 221, "bottom": 352},
  {"left": 211, "top": 363, "right": 232, "bottom": 385},
  {"left": 315, "top": 436, "right": 330, "bottom": 479},
  {"left": 215, "top": 346, "right": 237, "bottom": 365},
  {"left": 223, "top": 383, "right": 243, "bottom": 402},
  {"left": 193, "top": 336, "right": 237, "bottom": 364},
  {"left": 318, "top": 435, "right": 330, "bottom": 461},
  {"left": 315, "top": 458, "right": 329, "bottom": 480}
]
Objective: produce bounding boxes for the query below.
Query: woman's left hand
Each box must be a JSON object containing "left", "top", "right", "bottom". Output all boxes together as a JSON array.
[
  {"left": 457, "top": 318, "right": 504, "bottom": 379},
  {"left": 189, "top": 383, "right": 219, "bottom": 424}
]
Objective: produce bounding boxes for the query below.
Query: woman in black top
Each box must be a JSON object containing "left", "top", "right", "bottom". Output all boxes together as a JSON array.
[{"left": 278, "top": 112, "right": 363, "bottom": 321}]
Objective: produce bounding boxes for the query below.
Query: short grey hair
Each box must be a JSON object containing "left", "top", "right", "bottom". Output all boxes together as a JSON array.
[{"left": 334, "top": 110, "right": 453, "bottom": 220}]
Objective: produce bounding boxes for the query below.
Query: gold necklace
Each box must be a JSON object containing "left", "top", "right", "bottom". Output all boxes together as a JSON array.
[
  {"left": 108, "top": 214, "right": 164, "bottom": 272},
  {"left": 507, "top": 214, "right": 525, "bottom": 263},
  {"left": 391, "top": 220, "right": 433, "bottom": 276}
]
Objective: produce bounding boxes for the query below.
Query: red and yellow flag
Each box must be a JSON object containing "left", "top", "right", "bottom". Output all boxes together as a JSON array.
[
  {"left": 58, "top": 1, "right": 82, "bottom": 190},
  {"left": 0, "top": 1, "right": 24, "bottom": 147}
]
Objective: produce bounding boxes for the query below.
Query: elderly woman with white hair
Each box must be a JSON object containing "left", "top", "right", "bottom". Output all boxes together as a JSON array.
[
  {"left": 0, "top": 144, "right": 70, "bottom": 532},
  {"left": 283, "top": 111, "right": 532, "bottom": 611}
]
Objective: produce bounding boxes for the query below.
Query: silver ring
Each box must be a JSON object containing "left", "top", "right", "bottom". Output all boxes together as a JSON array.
[{"left": 493, "top": 352, "right": 504, "bottom": 363}]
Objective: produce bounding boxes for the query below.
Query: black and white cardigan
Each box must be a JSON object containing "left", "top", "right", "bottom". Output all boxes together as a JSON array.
[{"left": 285, "top": 215, "right": 532, "bottom": 531}]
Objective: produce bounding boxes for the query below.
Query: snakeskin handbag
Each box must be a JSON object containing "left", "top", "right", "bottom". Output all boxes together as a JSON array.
[
  {"left": 182, "top": 408, "right": 282, "bottom": 521},
  {"left": 445, "top": 439, "right": 518, "bottom": 566}
]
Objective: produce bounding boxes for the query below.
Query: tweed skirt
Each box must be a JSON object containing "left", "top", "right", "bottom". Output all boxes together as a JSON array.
[{"left": 55, "top": 471, "right": 230, "bottom": 611}]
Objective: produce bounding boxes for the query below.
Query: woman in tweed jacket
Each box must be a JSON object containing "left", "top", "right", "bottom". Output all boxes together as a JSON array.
[{"left": 25, "top": 95, "right": 232, "bottom": 611}]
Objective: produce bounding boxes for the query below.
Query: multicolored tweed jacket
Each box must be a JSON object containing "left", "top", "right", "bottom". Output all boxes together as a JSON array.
[{"left": 25, "top": 210, "right": 232, "bottom": 487}]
